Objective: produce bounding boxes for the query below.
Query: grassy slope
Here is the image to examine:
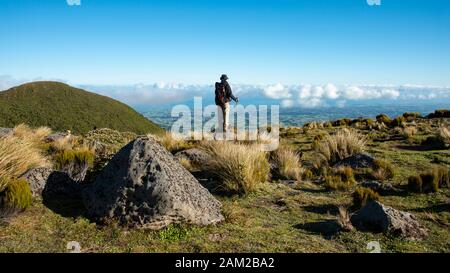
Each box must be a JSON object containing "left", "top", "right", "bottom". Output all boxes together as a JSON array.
[
  {"left": 0, "top": 124, "right": 449, "bottom": 253},
  {"left": 0, "top": 81, "right": 164, "bottom": 135}
]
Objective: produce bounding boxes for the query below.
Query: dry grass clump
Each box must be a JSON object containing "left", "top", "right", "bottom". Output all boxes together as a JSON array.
[
  {"left": 439, "top": 126, "right": 450, "bottom": 147},
  {"left": 178, "top": 157, "right": 195, "bottom": 172},
  {"left": 49, "top": 136, "right": 77, "bottom": 152},
  {"left": 336, "top": 206, "right": 354, "bottom": 232},
  {"left": 403, "top": 126, "right": 418, "bottom": 138},
  {"left": 314, "top": 129, "right": 367, "bottom": 166},
  {"left": 408, "top": 166, "right": 449, "bottom": 193},
  {"left": 157, "top": 132, "right": 193, "bottom": 154},
  {"left": 272, "top": 147, "right": 303, "bottom": 181},
  {"left": 12, "top": 124, "right": 52, "bottom": 145},
  {"left": 370, "top": 159, "right": 396, "bottom": 182},
  {"left": 201, "top": 141, "right": 270, "bottom": 194},
  {"left": 0, "top": 135, "right": 50, "bottom": 190},
  {"left": 324, "top": 167, "right": 356, "bottom": 191}
]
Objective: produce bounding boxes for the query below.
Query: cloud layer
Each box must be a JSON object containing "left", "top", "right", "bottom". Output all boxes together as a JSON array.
[
  {"left": 1, "top": 75, "right": 450, "bottom": 108},
  {"left": 86, "top": 82, "right": 449, "bottom": 108}
]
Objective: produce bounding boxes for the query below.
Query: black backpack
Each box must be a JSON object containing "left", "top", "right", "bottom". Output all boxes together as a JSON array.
[{"left": 215, "top": 82, "right": 227, "bottom": 106}]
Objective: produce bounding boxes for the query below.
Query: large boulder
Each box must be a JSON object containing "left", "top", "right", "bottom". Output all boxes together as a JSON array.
[
  {"left": 334, "top": 153, "right": 375, "bottom": 169},
  {"left": 174, "top": 148, "right": 212, "bottom": 167},
  {"left": 82, "top": 136, "right": 224, "bottom": 229},
  {"left": 351, "top": 201, "right": 427, "bottom": 239},
  {"left": 19, "top": 167, "right": 53, "bottom": 197}
]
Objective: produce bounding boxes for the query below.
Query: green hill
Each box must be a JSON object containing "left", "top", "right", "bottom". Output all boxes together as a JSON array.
[{"left": 0, "top": 81, "right": 164, "bottom": 135}]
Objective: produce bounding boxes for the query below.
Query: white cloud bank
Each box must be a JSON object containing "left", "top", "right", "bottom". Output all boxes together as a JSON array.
[
  {"left": 85, "top": 82, "right": 450, "bottom": 108},
  {"left": 1, "top": 75, "right": 449, "bottom": 108}
]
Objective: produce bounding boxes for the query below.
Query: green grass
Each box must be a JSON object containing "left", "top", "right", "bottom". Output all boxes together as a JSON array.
[
  {"left": 0, "top": 81, "right": 164, "bottom": 135},
  {"left": 1, "top": 118, "right": 449, "bottom": 253}
]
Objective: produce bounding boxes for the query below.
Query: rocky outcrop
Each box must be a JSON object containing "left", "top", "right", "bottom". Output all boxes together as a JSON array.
[
  {"left": 82, "top": 136, "right": 224, "bottom": 229},
  {"left": 351, "top": 201, "right": 427, "bottom": 239},
  {"left": 334, "top": 153, "right": 375, "bottom": 169}
]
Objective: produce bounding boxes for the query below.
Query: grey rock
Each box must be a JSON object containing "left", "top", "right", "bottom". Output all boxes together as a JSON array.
[
  {"left": 45, "top": 132, "right": 69, "bottom": 143},
  {"left": 19, "top": 167, "right": 53, "bottom": 197},
  {"left": 351, "top": 201, "right": 427, "bottom": 239},
  {"left": 82, "top": 136, "right": 224, "bottom": 229},
  {"left": 361, "top": 181, "right": 398, "bottom": 194},
  {"left": 334, "top": 153, "right": 375, "bottom": 169},
  {"left": 174, "top": 148, "right": 212, "bottom": 166},
  {"left": 59, "top": 162, "right": 90, "bottom": 183},
  {"left": 0, "top": 128, "right": 12, "bottom": 138}
]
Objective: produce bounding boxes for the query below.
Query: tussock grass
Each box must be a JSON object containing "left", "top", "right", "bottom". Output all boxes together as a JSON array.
[
  {"left": 201, "top": 141, "right": 270, "bottom": 194},
  {"left": 314, "top": 129, "right": 367, "bottom": 166},
  {"left": 352, "top": 187, "right": 380, "bottom": 209},
  {"left": 1, "top": 179, "right": 33, "bottom": 210},
  {"left": 439, "top": 126, "right": 450, "bottom": 147},
  {"left": 54, "top": 147, "right": 94, "bottom": 170},
  {"left": 324, "top": 167, "right": 356, "bottom": 191},
  {"left": 49, "top": 136, "right": 76, "bottom": 152},
  {"left": 272, "top": 147, "right": 303, "bottom": 181},
  {"left": 0, "top": 135, "right": 50, "bottom": 191},
  {"left": 178, "top": 157, "right": 194, "bottom": 172},
  {"left": 336, "top": 206, "right": 354, "bottom": 232},
  {"left": 157, "top": 132, "right": 193, "bottom": 154},
  {"left": 371, "top": 159, "right": 396, "bottom": 182},
  {"left": 12, "top": 124, "right": 52, "bottom": 146}
]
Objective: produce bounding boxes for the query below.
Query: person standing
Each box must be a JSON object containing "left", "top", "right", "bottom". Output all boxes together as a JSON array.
[{"left": 215, "top": 74, "right": 238, "bottom": 134}]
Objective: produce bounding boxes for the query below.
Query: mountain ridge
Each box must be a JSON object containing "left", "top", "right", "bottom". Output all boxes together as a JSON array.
[{"left": 0, "top": 81, "right": 164, "bottom": 135}]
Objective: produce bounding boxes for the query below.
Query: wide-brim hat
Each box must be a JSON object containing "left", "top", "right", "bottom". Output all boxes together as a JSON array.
[{"left": 220, "top": 74, "right": 229, "bottom": 80}]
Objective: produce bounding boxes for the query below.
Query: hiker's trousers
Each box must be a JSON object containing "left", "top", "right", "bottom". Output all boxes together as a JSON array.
[{"left": 217, "top": 102, "right": 230, "bottom": 133}]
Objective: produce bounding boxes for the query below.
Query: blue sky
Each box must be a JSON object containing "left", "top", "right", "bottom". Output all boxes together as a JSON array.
[{"left": 1, "top": 0, "right": 449, "bottom": 86}]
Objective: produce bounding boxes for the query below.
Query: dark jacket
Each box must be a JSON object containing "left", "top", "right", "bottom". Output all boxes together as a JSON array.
[{"left": 215, "top": 80, "right": 237, "bottom": 105}]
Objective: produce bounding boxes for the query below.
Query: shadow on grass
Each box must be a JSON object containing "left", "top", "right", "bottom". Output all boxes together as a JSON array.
[
  {"left": 293, "top": 221, "right": 341, "bottom": 239},
  {"left": 395, "top": 144, "right": 445, "bottom": 152},
  {"left": 298, "top": 188, "right": 328, "bottom": 194},
  {"left": 410, "top": 203, "right": 450, "bottom": 213},
  {"left": 42, "top": 171, "right": 87, "bottom": 218},
  {"left": 191, "top": 170, "right": 236, "bottom": 197},
  {"left": 302, "top": 204, "right": 339, "bottom": 215}
]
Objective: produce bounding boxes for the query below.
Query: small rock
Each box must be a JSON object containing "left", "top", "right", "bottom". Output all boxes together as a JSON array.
[
  {"left": 0, "top": 128, "right": 12, "bottom": 138},
  {"left": 45, "top": 132, "right": 69, "bottom": 143},
  {"left": 334, "top": 153, "right": 375, "bottom": 169},
  {"left": 360, "top": 181, "right": 399, "bottom": 195},
  {"left": 351, "top": 201, "right": 427, "bottom": 239},
  {"left": 174, "top": 148, "right": 212, "bottom": 166}
]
